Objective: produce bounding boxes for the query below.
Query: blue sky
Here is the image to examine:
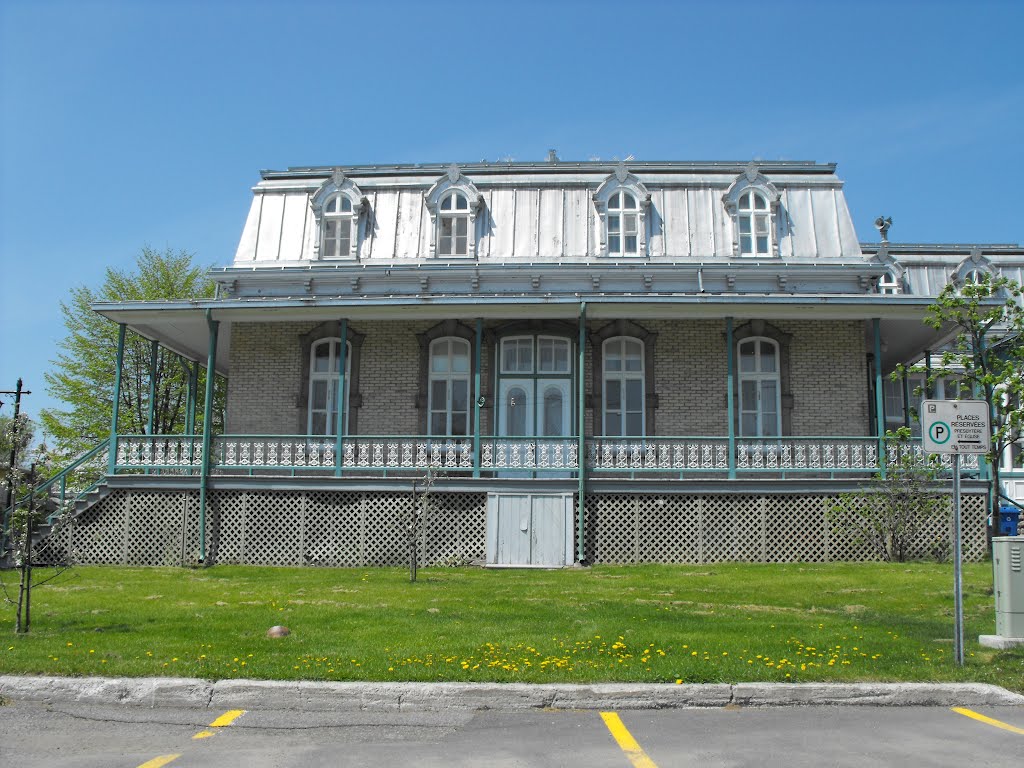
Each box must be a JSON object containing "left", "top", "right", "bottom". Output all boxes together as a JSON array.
[{"left": 1, "top": 0, "right": 1022, "bottom": 430}]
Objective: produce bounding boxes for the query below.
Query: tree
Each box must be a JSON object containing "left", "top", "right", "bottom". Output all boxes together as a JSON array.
[
  {"left": 41, "top": 247, "right": 224, "bottom": 458},
  {"left": 829, "top": 429, "right": 949, "bottom": 562},
  {"left": 900, "top": 274, "right": 1024, "bottom": 536}
]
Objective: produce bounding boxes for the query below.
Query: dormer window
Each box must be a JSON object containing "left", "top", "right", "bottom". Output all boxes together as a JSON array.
[
  {"left": 322, "top": 195, "right": 354, "bottom": 258},
  {"left": 737, "top": 191, "right": 770, "bottom": 256},
  {"left": 593, "top": 166, "right": 651, "bottom": 258},
  {"left": 438, "top": 192, "right": 470, "bottom": 257},
  {"left": 877, "top": 270, "right": 901, "bottom": 294},
  {"left": 310, "top": 170, "right": 366, "bottom": 261},
  {"left": 425, "top": 166, "right": 482, "bottom": 259},
  {"left": 607, "top": 192, "right": 639, "bottom": 256},
  {"left": 723, "top": 165, "right": 781, "bottom": 258}
]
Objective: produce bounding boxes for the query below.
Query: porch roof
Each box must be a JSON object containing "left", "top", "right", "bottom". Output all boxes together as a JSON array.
[{"left": 92, "top": 290, "right": 953, "bottom": 376}]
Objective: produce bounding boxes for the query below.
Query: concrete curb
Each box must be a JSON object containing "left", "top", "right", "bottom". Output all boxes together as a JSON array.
[{"left": 2, "top": 676, "right": 1022, "bottom": 711}]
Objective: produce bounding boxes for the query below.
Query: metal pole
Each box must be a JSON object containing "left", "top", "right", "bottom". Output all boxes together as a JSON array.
[
  {"left": 873, "top": 319, "right": 886, "bottom": 478},
  {"left": 2, "top": 379, "right": 30, "bottom": 560},
  {"left": 335, "top": 319, "right": 347, "bottom": 477},
  {"left": 726, "top": 318, "right": 736, "bottom": 480},
  {"left": 473, "top": 319, "right": 482, "bottom": 479},
  {"left": 198, "top": 311, "right": 219, "bottom": 564},
  {"left": 924, "top": 349, "right": 933, "bottom": 399},
  {"left": 108, "top": 324, "right": 126, "bottom": 475},
  {"left": 952, "top": 452, "right": 964, "bottom": 666},
  {"left": 576, "top": 302, "right": 587, "bottom": 563},
  {"left": 147, "top": 340, "right": 159, "bottom": 435},
  {"left": 901, "top": 366, "right": 911, "bottom": 430}
]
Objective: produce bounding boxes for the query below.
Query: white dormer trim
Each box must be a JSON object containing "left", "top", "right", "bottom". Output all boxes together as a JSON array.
[
  {"left": 951, "top": 248, "right": 998, "bottom": 288},
  {"left": 723, "top": 164, "right": 782, "bottom": 257},
  {"left": 593, "top": 164, "right": 652, "bottom": 257},
  {"left": 872, "top": 247, "right": 908, "bottom": 294},
  {"left": 310, "top": 170, "right": 368, "bottom": 260},
  {"left": 424, "top": 165, "right": 484, "bottom": 258}
]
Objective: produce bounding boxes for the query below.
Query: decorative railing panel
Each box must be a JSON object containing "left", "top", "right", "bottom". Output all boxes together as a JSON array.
[
  {"left": 481, "top": 438, "right": 578, "bottom": 471},
  {"left": 735, "top": 438, "right": 879, "bottom": 473},
  {"left": 213, "top": 435, "right": 336, "bottom": 470},
  {"left": 116, "top": 435, "right": 202, "bottom": 469},
  {"left": 586, "top": 438, "right": 728, "bottom": 473},
  {"left": 343, "top": 436, "right": 474, "bottom": 471}
]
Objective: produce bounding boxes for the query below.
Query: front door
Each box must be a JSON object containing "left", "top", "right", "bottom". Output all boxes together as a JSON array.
[{"left": 497, "top": 378, "right": 572, "bottom": 475}]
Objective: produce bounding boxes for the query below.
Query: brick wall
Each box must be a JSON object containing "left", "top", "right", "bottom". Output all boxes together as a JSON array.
[{"left": 227, "top": 317, "right": 868, "bottom": 437}]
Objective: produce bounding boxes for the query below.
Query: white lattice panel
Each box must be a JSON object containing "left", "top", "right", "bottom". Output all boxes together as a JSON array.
[
  {"left": 764, "top": 495, "right": 829, "bottom": 563},
  {"left": 49, "top": 487, "right": 988, "bottom": 566}
]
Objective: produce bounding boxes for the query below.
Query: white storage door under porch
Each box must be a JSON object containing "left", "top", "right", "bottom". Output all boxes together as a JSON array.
[{"left": 486, "top": 493, "right": 575, "bottom": 567}]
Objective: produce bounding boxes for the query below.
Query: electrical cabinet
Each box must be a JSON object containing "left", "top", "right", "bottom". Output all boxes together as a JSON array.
[{"left": 993, "top": 536, "right": 1024, "bottom": 638}]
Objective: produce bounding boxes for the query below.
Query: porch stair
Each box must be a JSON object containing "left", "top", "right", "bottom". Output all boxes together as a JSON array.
[{"left": 1, "top": 440, "right": 110, "bottom": 569}]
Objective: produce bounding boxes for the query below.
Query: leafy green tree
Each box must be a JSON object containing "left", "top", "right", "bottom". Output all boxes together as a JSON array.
[
  {"left": 41, "top": 247, "right": 224, "bottom": 458},
  {"left": 899, "top": 274, "right": 1024, "bottom": 534}
]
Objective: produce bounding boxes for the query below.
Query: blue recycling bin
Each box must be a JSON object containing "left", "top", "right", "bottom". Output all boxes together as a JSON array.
[{"left": 997, "top": 505, "right": 1021, "bottom": 536}]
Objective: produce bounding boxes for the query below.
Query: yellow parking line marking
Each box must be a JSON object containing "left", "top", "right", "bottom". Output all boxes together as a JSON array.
[
  {"left": 137, "top": 756, "right": 181, "bottom": 768},
  {"left": 193, "top": 709, "right": 247, "bottom": 740},
  {"left": 601, "top": 712, "right": 659, "bottom": 768},
  {"left": 951, "top": 707, "right": 1024, "bottom": 735},
  {"left": 209, "top": 709, "right": 247, "bottom": 728}
]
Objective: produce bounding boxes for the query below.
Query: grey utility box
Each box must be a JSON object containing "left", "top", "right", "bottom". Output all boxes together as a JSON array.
[{"left": 993, "top": 536, "right": 1024, "bottom": 638}]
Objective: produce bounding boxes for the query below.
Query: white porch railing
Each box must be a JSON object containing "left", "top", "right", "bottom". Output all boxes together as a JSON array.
[{"left": 110, "top": 434, "right": 980, "bottom": 476}]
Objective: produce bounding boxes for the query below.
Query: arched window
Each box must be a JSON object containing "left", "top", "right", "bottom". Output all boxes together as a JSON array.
[
  {"left": 738, "top": 337, "right": 781, "bottom": 437},
  {"left": 428, "top": 338, "right": 471, "bottom": 436},
  {"left": 322, "top": 195, "right": 354, "bottom": 258},
  {"left": 603, "top": 337, "right": 645, "bottom": 437},
  {"left": 438, "top": 191, "right": 470, "bottom": 257},
  {"left": 737, "top": 191, "right": 770, "bottom": 256},
  {"left": 877, "top": 270, "right": 901, "bottom": 294},
  {"left": 307, "top": 338, "right": 351, "bottom": 435},
  {"left": 607, "top": 191, "right": 639, "bottom": 256}
]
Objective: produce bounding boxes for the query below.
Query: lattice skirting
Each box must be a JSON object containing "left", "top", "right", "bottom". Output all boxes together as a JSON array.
[
  {"left": 585, "top": 493, "right": 988, "bottom": 564},
  {"left": 42, "top": 489, "right": 988, "bottom": 566}
]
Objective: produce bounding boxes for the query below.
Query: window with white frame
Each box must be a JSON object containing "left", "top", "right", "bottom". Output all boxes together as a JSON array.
[
  {"left": 738, "top": 338, "right": 781, "bottom": 436},
  {"left": 877, "top": 270, "right": 901, "bottom": 294},
  {"left": 438, "top": 191, "right": 470, "bottom": 257},
  {"left": 607, "top": 191, "right": 639, "bottom": 256},
  {"left": 737, "top": 191, "right": 771, "bottom": 256},
  {"left": 428, "top": 338, "right": 471, "bottom": 436},
  {"left": 602, "top": 337, "right": 645, "bottom": 436},
  {"left": 322, "top": 195, "right": 354, "bottom": 258},
  {"left": 307, "top": 338, "right": 351, "bottom": 435}
]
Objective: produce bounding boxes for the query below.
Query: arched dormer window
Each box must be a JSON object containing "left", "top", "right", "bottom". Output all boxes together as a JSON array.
[
  {"left": 310, "top": 170, "right": 367, "bottom": 260},
  {"left": 593, "top": 165, "right": 651, "bottom": 258},
  {"left": 877, "top": 270, "right": 901, "bottom": 294},
  {"left": 439, "top": 191, "right": 470, "bottom": 256},
  {"left": 425, "top": 165, "right": 482, "bottom": 259},
  {"left": 323, "top": 195, "right": 353, "bottom": 258},
  {"left": 723, "top": 165, "right": 781, "bottom": 258},
  {"left": 952, "top": 250, "right": 997, "bottom": 293}
]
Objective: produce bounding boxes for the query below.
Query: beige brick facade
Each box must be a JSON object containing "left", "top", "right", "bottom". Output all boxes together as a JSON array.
[{"left": 227, "top": 317, "right": 868, "bottom": 437}]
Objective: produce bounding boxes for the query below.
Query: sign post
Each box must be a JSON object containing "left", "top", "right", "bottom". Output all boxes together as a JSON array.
[{"left": 921, "top": 400, "right": 990, "bottom": 667}]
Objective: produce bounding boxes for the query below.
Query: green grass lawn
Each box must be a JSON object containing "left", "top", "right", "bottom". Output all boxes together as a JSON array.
[{"left": 1, "top": 562, "right": 1022, "bottom": 691}]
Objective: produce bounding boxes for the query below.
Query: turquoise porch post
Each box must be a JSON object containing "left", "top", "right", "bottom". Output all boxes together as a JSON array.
[
  {"left": 726, "top": 317, "right": 736, "bottom": 479},
  {"left": 901, "top": 365, "right": 911, "bottom": 430},
  {"left": 473, "top": 318, "right": 482, "bottom": 478},
  {"left": 107, "top": 323, "right": 126, "bottom": 475},
  {"left": 576, "top": 302, "right": 586, "bottom": 562},
  {"left": 198, "top": 311, "right": 220, "bottom": 563},
  {"left": 335, "top": 319, "right": 347, "bottom": 477},
  {"left": 147, "top": 340, "right": 159, "bottom": 435},
  {"left": 873, "top": 318, "right": 886, "bottom": 478}
]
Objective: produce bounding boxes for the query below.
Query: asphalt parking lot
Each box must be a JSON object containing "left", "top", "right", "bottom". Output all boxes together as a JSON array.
[{"left": 1, "top": 700, "right": 1022, "bottom": 767}]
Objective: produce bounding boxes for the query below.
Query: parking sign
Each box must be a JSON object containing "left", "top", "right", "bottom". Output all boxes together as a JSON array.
[{"left": 920, "top": 400, "right": 990, "bottom": 454}]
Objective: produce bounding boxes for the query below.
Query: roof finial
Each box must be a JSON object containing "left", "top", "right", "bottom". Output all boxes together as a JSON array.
[
  {"left": 874, "top": 216, "right": 892, "bottom": 243},
  {"left": 547, "top": 149, "right": 559, "bottom": 163}
]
